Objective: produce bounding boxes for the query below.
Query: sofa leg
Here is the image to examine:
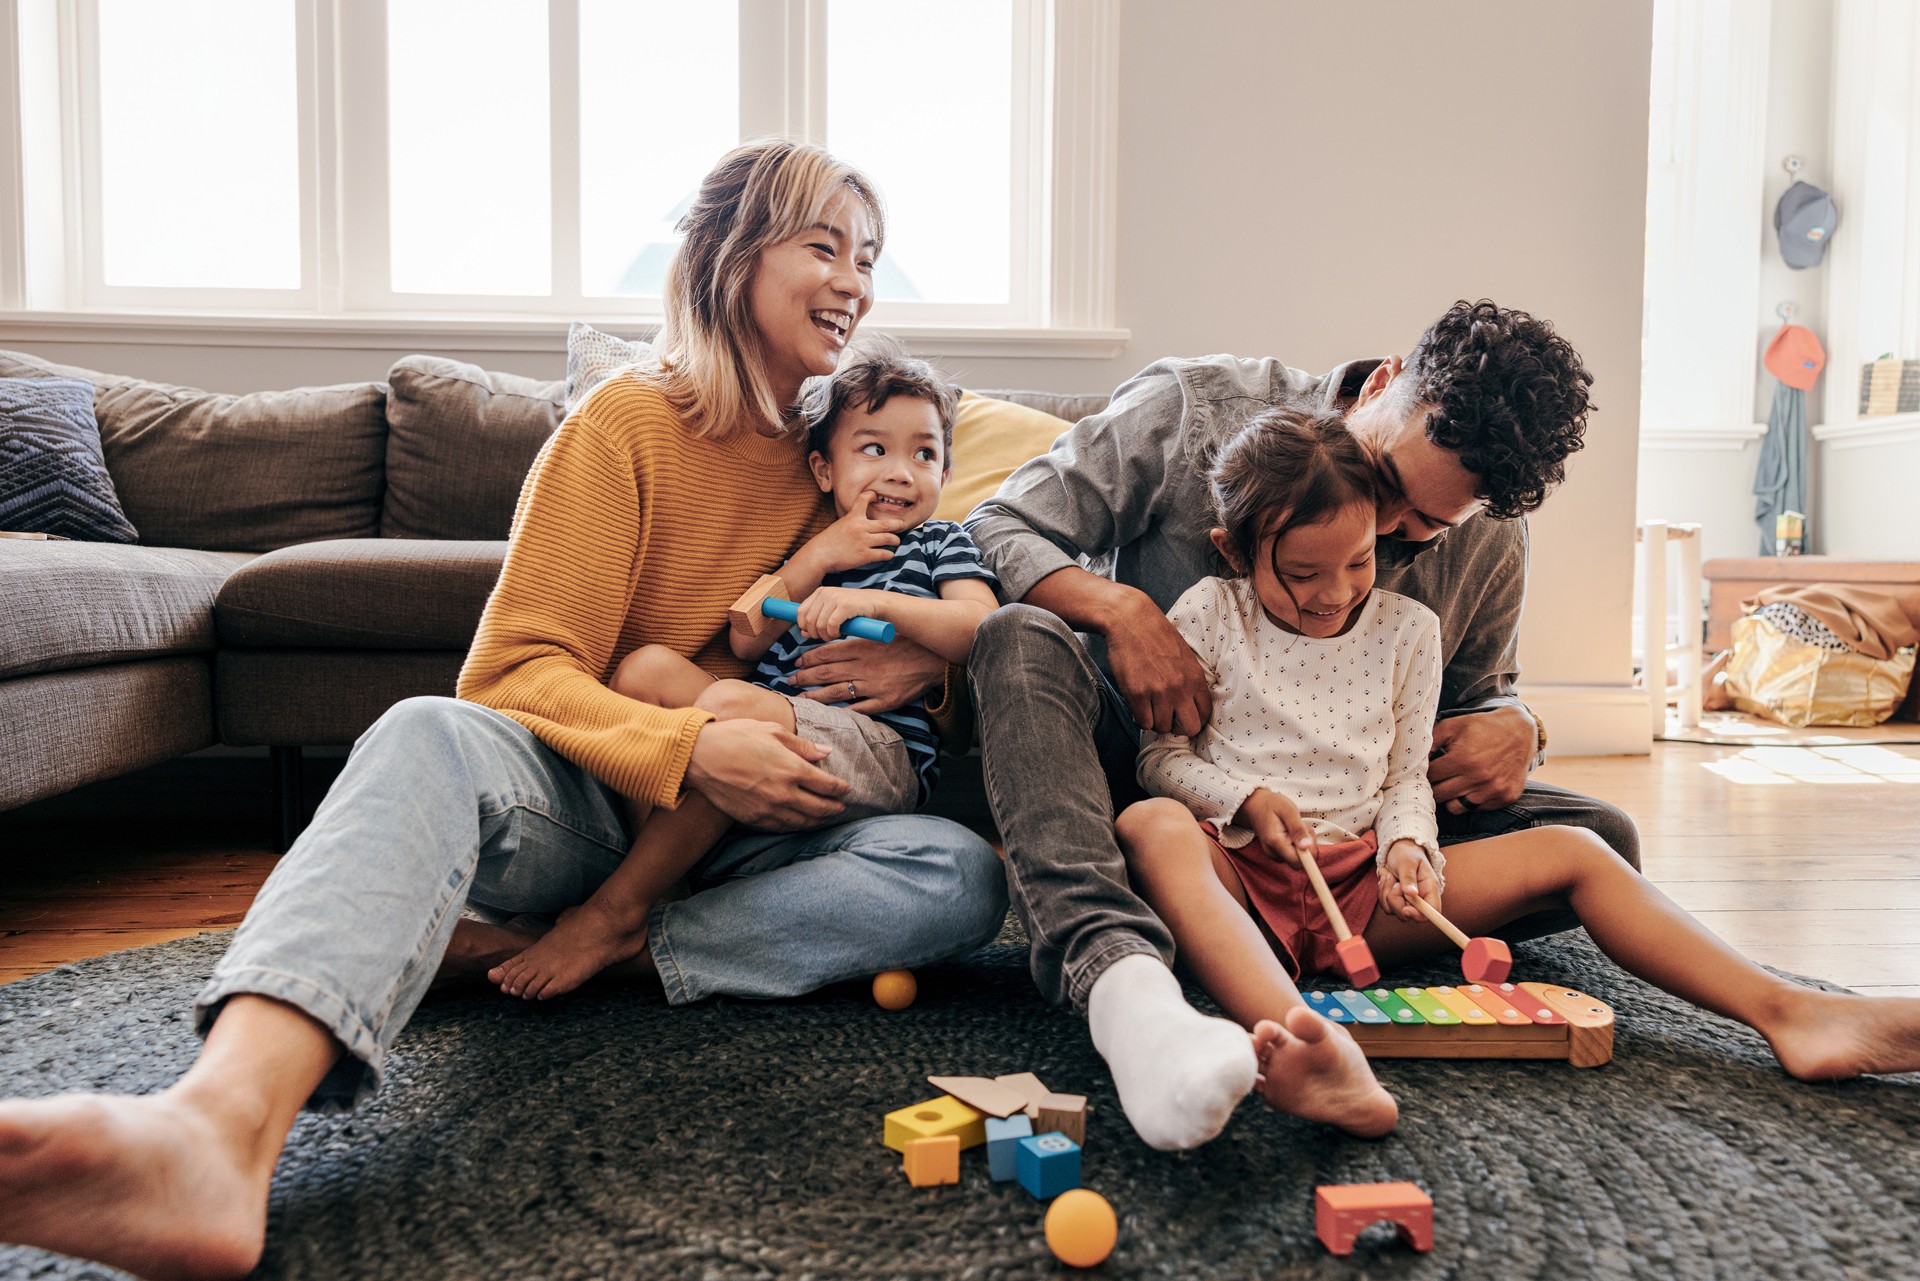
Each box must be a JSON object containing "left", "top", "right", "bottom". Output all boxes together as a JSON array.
[{"left": 271, "top": 745, "right": 304, "bottom": 853}]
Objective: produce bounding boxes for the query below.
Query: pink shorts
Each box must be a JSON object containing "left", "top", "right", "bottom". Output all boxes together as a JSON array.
[{"left": 1200, "top": 821, "right": 1381, "bottom": 981}]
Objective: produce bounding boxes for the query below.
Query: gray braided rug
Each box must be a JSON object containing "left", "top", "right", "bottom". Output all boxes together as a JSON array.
[{"left": 2, "top": 926, "right": 1916, "bottom": 1281}]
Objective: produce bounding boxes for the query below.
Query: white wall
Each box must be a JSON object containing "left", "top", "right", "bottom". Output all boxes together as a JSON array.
[{"left": 8, "top": 1, "right": 1657, "bottom": 751}]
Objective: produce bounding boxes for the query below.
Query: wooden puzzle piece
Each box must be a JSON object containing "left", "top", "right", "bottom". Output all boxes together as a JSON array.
[{"left": 926, "top": 1075, "right": 1026, "bottom": 1118}]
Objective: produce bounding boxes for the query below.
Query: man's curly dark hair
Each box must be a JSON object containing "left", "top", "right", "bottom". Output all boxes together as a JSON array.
[{"left": 1398, "top": 299, "right": 1593, "bottom": 520}]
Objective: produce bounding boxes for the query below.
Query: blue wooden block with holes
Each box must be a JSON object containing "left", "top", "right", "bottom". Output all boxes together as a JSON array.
[
  {"left": 1016, "top": 1132, "right": 1081, "bottom": 1200},
  {"left": 985, "top": 1114, "right": 1033, "bottom": 1182}
]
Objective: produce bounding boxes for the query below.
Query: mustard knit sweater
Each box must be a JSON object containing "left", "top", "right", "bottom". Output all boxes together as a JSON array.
[{"left": 456, "top": 373, "right": 831, "bottom": 808}]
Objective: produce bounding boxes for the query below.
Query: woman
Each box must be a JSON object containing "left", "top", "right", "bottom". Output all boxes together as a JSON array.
[{"left": 0, "top": 141, "right": 1009, "bottom": 1281}]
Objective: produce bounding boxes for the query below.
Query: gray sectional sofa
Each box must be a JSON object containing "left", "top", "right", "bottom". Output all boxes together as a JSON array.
[{"left": 0, "top": 344, "right": 1102, "bottom": 847}]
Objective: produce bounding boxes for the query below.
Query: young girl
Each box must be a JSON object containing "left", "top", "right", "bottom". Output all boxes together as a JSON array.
[{"left": 1116, "top": 406, "right": 1920, "bottom": 1139}]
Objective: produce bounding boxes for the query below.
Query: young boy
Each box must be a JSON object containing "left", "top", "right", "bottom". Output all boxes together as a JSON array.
[{"left": 490, "top": 342, "right": 1000, "bottom": 1000}]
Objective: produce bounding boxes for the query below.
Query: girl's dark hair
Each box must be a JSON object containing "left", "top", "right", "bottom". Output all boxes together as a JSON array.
[{"left": 1209, "top": 407, "right": 1377, "bottom": 579}]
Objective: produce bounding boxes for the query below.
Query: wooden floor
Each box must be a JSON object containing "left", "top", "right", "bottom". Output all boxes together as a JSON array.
[{"left": 2, "top": 741, "right": 1917, "bottom": 994}]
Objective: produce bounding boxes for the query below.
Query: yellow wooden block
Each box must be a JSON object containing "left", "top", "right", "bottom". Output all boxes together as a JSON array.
[
  {"left": 883, "top": 1095, "right": 986, "bottom": 1153},
  {"left": 903, "top": 1135, "right": 960, "bottom": 1187}
]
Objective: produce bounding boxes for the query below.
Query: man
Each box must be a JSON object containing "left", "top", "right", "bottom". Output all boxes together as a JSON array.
[{"left": 963, "top": 299, "right": 1636, "bottom": 1151}]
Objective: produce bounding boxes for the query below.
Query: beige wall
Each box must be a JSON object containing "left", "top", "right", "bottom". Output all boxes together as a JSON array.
[{"left": 11, "top": 1, "right": 1656, "bottom": 748}]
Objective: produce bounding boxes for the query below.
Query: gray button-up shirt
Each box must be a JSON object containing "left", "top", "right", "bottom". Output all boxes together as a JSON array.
[{"left": 964, "top": 353, "right": 1528, "bottom": 718}]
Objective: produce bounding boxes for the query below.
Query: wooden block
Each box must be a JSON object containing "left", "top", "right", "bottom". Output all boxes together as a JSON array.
[
  {"left": 927, "top": 1075, "right": 1027, "bottom": 1118},
  {"left": 1034, "top": 1092, "right": 1087, "bottom": 1146},
  {"left": 985, "top": 1113, "right": 1032, "bottom": 1182},
  {"left": 1015, "top": 1133, "right": 1081, "bottom": 1200},
  {"left": 1520, "top": 982, "right": 1616, "bottom": 1067},
  {"left": 883, "top": 1095, "right": 986, "bottom": 1153},
  {"left": 903, "top": 1135, "right": 960, "bottom": 1187},
  {"left": 1427, "top": 985, "right": 1498, "bottom": 1026},
  {"left": 1314, "top": 1182, "right": 1434, "bottom": 1256},
  {"left": 727, "top": 573, "right": 787, "bottom": 637}
]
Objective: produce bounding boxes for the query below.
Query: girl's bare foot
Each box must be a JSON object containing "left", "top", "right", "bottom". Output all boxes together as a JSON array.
[
  {"left": 1762, "top": 987, "right": 1920, "bottom": 1081},
  {"left": 488, "top": 899, "right": 651, "bottom": 1001},
  {"left": 1252, "top": 1005, "right": 1399, "bottom": 1138},
  {"left": 0, "top": 1090, "right": 272, "bottom": 1281}
]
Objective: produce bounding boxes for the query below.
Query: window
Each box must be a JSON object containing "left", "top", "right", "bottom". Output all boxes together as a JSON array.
[{"left": 3, "top": 0, "right": 1118, "bottom": 338}]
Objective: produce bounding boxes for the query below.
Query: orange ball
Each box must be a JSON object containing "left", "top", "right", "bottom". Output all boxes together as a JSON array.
[
  {"left": 1044, "top": 1188, "right": 1117, "bottom": 1268},
  {"left": 871, "top": 969, "right": 917, "bottom": 1011}
]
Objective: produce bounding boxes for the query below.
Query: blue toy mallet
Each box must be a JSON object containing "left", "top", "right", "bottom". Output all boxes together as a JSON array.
[{"left": 728, "top": 573, "right": 895, "bottom": 643}]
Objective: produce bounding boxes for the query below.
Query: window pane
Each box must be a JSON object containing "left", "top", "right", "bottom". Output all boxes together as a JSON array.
[
  {"left": 388, "top": 1, "right": 549, "bottom": 295},
  {"left": 579, "top": 1, "right": 737, "bottom": 297},
  {"left": 96, "top": 0, "right": 300, "bottom": 290},
  {"left": 828, "top": 0, "right": 1012, "bottom": 305}
]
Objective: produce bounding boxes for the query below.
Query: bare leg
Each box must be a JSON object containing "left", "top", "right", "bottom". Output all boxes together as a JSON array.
[
  {"left": 1116, "top": 799, "right": 1397, "bottom": 1138},
  {"left": 1363, "top": 825, "right": 1920, "bottom": 1081},
  {"left": 489, "top": 679, "right": 798, "bottom": 1000},
  {"left": 0, "top": 996, "right": 338, "bottom": 1281}
]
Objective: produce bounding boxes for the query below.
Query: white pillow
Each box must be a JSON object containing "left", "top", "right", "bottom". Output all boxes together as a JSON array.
[{"left": 565, "top": 321, "right": 654, "bottom": 413}]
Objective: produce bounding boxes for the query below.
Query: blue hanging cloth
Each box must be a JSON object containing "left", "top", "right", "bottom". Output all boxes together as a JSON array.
[{"left": 1752, "top": 381, "right": 1807, "bottom": 555}]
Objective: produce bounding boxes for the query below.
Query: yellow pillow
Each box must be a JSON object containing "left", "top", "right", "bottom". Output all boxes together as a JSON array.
[{"left": 934, "top": 392, "right": 1074, "bottom": 524}]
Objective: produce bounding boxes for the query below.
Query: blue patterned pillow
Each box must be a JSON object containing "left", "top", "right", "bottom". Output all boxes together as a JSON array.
[{"left": 0, "top": 376, "right": 140, "bottom": 542}]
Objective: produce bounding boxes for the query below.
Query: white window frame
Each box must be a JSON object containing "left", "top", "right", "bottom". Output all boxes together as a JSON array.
[
  {"left": 1638, "top": 0, "right": 1773, "bottom": 453},
  {"left": 1816, "top": 0, "right": 1920, "bottom": 451},
  {"left": 0, "top": 0, "right": 1124, "bottom": 355}
]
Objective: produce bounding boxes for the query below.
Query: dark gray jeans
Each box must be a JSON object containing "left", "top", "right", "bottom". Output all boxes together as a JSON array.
[{"left": 968, "top": 604, "right": 1642, "bottom": 1012}]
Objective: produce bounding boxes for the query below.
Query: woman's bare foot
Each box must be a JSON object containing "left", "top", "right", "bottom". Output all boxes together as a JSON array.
[
  {"left": 0, "top": 1090, "right": 272, "bottom": 1281},
  {"left": 1762, "top": 987, "right": 1920, "bottom": 1081},
  {"left": 488, "top": 899, "right": 651, "bottom": 1001},
  {"left": 1252, "top": 1005, "right": 1399, "bottom": 1138},
  {"left": 430, "top": 915, "right": 548, "bottom": 993}
]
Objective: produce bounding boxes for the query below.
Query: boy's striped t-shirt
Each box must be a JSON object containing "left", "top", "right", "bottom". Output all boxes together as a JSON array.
[{"left": 754, "top": 519, "right": 996, "bottom": 804}]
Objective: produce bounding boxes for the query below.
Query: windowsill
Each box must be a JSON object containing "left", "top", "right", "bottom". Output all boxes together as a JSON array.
[
  {"left": 1638, "top": 421, "right": 1768, "bottom": 450},
  {"left": 0, "top": 309, "right": 1131, "bottom": 360}
]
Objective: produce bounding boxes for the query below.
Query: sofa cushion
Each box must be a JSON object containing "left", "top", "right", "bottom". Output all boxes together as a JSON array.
[
  {"left": 216, "top": 538, "right": 505, "bottom": 649},
  {"left": 1, "top": 657, "right": 215, "bottom": 809},
  {"left": 383, "top": 356, "right": 566, "bottom": 541},
  {"left": 933, "top": 392, "right": 1076, "bottom": 525},
  {"left": 0, "top": 541, "right": 254, "bottom": 680},
  {"left": 971, "top": 388, "right": 1110, "bottom": 427},
  {"left": 566, "top": 321, "right": 653, "bottom": 412},
  {"left": 0, "top": 349, "right": 388, "bottom": 553},
  {"left": 0, "top": 376, "right": 140, "bottom": 542}
]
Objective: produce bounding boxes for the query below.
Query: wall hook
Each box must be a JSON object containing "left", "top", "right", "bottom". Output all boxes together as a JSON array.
[
  {"left": 1777, "top": 301, "right": 1798, "bottom": 323},
  {"left": 1783, "top": 155, "right": 1805, "bottom": 181}
]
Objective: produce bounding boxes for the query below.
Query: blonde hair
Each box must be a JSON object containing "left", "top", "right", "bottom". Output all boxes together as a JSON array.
[{"left": 651, "top": 139, "right": 885, "bottom": 440}]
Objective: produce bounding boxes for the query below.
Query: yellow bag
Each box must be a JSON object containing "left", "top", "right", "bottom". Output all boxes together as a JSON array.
[{"left": 1724, "top": 614, "right": 1917, "bottom": 727}]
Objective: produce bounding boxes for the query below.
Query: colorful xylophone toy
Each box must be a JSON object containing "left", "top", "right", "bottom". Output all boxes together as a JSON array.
[{"left": 1304, "top": 982, "right": 1615, "bottom": 1067}]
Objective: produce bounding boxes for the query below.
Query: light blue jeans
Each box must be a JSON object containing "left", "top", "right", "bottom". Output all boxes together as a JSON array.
[{"left": 195, "top": 697, "right": 1008, "bottom": 1109}]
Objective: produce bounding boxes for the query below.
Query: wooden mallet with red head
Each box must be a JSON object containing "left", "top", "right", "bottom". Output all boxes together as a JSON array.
[
  {"left": 1296, "top": 842, "right": 1380, "bottom": 989},
  {"left": 1408, "top": 893, "right": 1512, "bottom": 984}
]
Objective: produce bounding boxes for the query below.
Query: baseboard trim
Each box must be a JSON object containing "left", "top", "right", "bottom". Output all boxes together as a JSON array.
[{"left": 1518, "top": 684, "right": 1651, "bottom": 757}]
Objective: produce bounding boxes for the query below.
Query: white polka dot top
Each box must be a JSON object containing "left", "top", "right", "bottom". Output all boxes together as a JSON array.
[{"left": 1137, "top": 576, "right": 1443, "bottom": 863}]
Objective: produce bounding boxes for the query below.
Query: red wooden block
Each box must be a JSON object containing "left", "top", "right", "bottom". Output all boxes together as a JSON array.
[
  {"left": 1334, "top": 936, "right": 1380, "bottom": 988},
  {"left": 1461, "top": 936, "right": 1512, "bottom": 984},
  {"left": 1314, "top": 1182, "right": 1434, "bottom": 1256}
]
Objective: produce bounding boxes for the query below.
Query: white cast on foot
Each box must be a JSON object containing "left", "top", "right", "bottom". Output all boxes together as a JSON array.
[{"left": 1086, "top": 953, "right": 1257, "bottom": 1151}]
